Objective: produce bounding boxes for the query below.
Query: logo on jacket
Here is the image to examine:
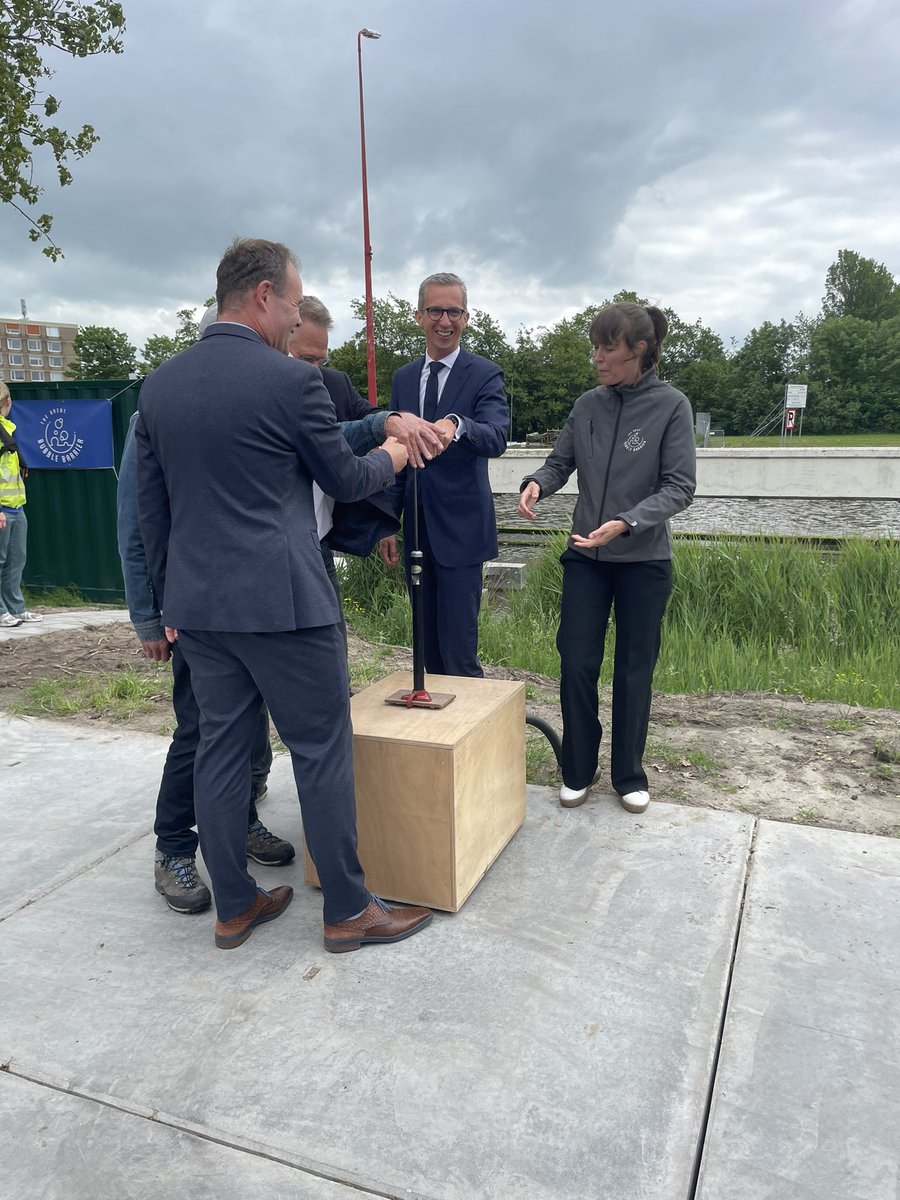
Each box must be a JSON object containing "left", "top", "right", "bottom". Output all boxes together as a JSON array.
[
  {"left": 38, "top": 407, "right": 85, "bottom": 465},
  {"left": 623, "top": 428, "right": 646, "bottom": 452}
]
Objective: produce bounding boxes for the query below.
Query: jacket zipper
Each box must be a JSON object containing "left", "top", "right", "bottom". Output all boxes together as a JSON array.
[{"left": 597, "top": 391, "right": 624, "bottom": 526}]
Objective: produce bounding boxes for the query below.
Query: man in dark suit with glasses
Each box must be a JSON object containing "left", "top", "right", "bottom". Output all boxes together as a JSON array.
[{"left": 378, "top": 272, "right": 509, "bottom": 677}]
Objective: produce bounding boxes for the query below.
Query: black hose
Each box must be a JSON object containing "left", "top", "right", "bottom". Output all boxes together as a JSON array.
[{"left": 525, "top": 712, "right": 562, "bottom": 769}]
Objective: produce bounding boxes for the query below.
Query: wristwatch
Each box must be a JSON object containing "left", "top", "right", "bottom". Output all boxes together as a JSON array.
[{"left": 446, "top": 413, "right": 460, "bottom": 429}]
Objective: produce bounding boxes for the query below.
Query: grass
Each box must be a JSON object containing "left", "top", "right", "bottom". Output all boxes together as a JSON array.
[
  {"left": 525, "top": 728, "right": 559, "bottom": 785},
  {"left": 349, "top": 654, "right": 397, "bottom": 690},
  {"left": 342, "top": 533, "right": 899, "bottom": 709},
  {"left": 12, "top": 668, "right": 171, "bottom": 721},
  {"left": 645, "top": 737, "right": 732, "bottom": 790},
  {"left": 826, "top": 715, "right": 864, "bottom": 732},
  {"left": 727, "top": 433, "right": 900, "bottom": 448},
  {"left": 22, "top": 585, "right": 93, "bottom": 607},
  {"left": 793, "top": 808, "right": 823, "bottom": 824}
]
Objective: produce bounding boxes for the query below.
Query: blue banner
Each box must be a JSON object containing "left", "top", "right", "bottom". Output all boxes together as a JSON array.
[{"left": 10, "top": 399, "right": 114, "bottom": 470}]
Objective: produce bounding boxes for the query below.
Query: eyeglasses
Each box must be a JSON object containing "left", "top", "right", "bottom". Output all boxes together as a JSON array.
[
  {"left": 297, "top": 354, "right": 329, "bottom": 367},
  {"left": 423, "top": 306, "right": 467, "bottom": 322}
]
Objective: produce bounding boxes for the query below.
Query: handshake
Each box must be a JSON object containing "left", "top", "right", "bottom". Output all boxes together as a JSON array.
[{"left": 377, "top": 411, "right": 458, "bottom": 472}]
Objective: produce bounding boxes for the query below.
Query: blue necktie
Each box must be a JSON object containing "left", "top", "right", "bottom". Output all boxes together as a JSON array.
[{"left": 423, "top": 361, "right": 445, "bottom": 422}]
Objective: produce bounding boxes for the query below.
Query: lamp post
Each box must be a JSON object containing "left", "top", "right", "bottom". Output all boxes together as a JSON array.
[{"left": 357, "top": 27, "right": 381, "bottom": 407}]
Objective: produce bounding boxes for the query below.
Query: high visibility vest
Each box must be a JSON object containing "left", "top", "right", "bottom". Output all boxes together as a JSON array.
[{"left": 0, "top": 416, "right": 27, "bottom": 509}]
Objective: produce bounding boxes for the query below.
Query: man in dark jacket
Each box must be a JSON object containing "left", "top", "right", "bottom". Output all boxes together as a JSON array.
[{"left": 136, "top": 239, "right": 433, "bottom": 952}]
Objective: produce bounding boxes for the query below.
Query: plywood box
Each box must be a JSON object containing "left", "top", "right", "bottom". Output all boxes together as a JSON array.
[{"left": 304, "top": 672, "right": 526, "bottom": 912}]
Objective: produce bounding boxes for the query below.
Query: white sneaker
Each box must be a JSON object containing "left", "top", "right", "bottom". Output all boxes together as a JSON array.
[
  {"left": 0, "top": 613, "right": 22, "bottom": 628},
  {"left": 559, "top": 767, "right": 601, "bottom": 809},
  {"left": 619, "top": 790, "right": 650, "bottom": 814},
  {"left": 17, "top": 611, "right": 43, "bottom": 623}
]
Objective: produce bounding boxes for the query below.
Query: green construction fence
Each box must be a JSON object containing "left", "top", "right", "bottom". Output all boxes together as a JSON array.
[{"left": 8, "top": 379, "right": 142, "bottom": 603}]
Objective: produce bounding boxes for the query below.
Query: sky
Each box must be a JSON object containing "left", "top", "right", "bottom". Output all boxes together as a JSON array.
[{"left": 2, "top": 0, "right": 899, "bottom": 356}]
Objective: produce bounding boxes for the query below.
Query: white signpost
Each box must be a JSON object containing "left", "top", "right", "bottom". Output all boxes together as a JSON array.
[{"left": 782, "top": 383, "right": 808, "bottom": 443}]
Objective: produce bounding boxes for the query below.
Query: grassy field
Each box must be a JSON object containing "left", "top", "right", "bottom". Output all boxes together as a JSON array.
[
  {"left": 342, "top": 534, "right": 899, "bottom": 709},
  {"left": 721, "top": 433, "right": 900, "bottom": 448}
]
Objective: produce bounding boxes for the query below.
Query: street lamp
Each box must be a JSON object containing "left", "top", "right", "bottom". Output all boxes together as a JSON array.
[{"left": 357, "top": 27, "right": 381, "bottom": 406}]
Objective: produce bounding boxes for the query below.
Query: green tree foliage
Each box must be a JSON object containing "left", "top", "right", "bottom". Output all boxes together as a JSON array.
[
  {"left": 0, "top": 1, "right": 126, "bottom": 259},
  {"left": 807, "top": 315, "right": 900, "bottom": 433},
  {"left": 327, "top": 293, "right": 421, "bottom": 404},
  {"left": 66, "top": 324, "right": 136, "bottom": 379},
  {"left": 658, "top": 309, "right": 730, "bottom": 418},
  {"left": 716, "top": 319, "right": 799, "bottom": 435},
  {"left": 327, "top": 251, "right": 899, "bottom": 438},
  {"left": 462, "top": 308, "right": 512, "bottom": 368},
  {"left": 822, "top": 250, "right": 899, "bottom": 322},
  {"left": 140, "top": 307, "right": 200, "bottom": 373}
]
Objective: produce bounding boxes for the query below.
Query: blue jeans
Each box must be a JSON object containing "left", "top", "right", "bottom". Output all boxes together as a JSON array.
[{"left": 0, "top": 508, "right": 27, "bottom": 616}]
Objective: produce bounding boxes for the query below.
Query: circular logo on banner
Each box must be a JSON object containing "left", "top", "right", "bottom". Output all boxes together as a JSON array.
[{"left": 38, "top": 406, "right": 85, "bottom": 464}]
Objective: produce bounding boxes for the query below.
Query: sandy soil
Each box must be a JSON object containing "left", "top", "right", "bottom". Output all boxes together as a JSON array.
[{"left": 2, "top": 615, "right": 898, "bottom": 838}]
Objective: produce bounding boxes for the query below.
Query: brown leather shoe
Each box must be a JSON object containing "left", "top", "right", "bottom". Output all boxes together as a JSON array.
[
  {"left": 214, "top": 885, "right": 293, "bottom": 950},
  {"left": 324, "top": 895, "right": 433, "bottom": 954}
]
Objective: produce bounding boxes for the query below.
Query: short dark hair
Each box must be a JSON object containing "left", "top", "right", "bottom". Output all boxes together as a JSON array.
[
  {"left": 216, "top": 238, "right": 298, "bottom": 311},
  {"left": 589, "top": 302, "right": 668, "bottom": 370}
]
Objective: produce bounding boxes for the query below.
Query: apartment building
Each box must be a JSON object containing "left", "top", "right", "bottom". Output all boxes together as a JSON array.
[{"left": 0, "top": 318, "right": 79, "bottom": 383}]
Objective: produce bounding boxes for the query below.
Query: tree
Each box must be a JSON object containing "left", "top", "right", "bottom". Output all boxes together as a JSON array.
[
  {"left": 822, "top": 250, "right": 899, "bottom": 323},
  {"left": 715, "top": 320, "right": 798, "bottom": 435},
  {"left": 140, "top": 307, "right": 201, "bottom": 373},
  {"left": 328, "top": 294, "right": 424, "bottom": 403},
  {"left": 0, "top": 1, "right": 126, "bottom": 259},
  {"left": 462, "top": 308, "right": 512, "bottom": 368},
  {"left": 66, "top": 324, "right": 136, "bottom": 379},
  {"left": 807, "top": 315, "right": 900, "bottom": 433}
]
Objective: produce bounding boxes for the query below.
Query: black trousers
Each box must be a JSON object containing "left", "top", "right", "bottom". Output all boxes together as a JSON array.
[
  {"left": 557, "top": 553, "right": 672, "bottom": 795},
  {"left": 153, "top": 642, "right": 271, "bottom": 858},
  {"left": 178, "top": 625, "right": 368, "bottom": 925}
]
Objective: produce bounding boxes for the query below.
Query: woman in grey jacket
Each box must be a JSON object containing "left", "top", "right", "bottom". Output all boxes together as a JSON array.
[{"left": 518, "top": 302, "right": 696, "bottom": 813}]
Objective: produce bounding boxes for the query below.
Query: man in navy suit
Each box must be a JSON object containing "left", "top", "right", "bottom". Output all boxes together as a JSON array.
[
  {"left": 288, "top": 296, "right": 444, "bottom": 650},
  {"left": 379, "top": 273, "right": 509, "bottom": 677},
  {"left": 137, "top": 238, "right": 433, "bottom": 953}
]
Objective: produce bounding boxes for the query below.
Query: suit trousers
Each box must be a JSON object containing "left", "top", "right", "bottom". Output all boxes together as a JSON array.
[
  {"left": 557, "top": 553, "right": 673, "bottom": 796},
  {"left": 404, "top": 507, "right": 485, "bottom": 678},
  {"left": 154, "top": 642, "right": 271, "bottom": 858},
  {"left": 177, "top": 625, "right": 369, "bottom": 924}
]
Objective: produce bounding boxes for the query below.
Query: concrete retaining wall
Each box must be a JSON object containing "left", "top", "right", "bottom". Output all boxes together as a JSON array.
[{"left": 490, "top": 447, "right": 900, "bottom": 500}]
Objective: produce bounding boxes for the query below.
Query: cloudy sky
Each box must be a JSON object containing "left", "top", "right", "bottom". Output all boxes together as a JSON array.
[{"left": 2, "top": 0, "right": 898, "bottom": 355}]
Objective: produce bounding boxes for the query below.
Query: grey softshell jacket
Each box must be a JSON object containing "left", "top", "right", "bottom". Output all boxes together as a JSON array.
[{"left": 521, "top": 369, "right": 696, "bottom": 562}]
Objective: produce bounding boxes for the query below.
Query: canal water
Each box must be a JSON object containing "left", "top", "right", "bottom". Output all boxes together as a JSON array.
[{"left": 494, "top": 495, "right": 899, "bottom": 560}]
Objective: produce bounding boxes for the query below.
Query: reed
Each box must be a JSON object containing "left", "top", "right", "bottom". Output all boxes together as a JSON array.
[{"left": 343, "top": 535, "right": 899, "bottom": 707}]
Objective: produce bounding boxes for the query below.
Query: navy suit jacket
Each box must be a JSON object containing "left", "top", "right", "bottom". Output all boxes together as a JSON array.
[
  {"left": 321, "top": 367, "right": 403, "bottom": 557},
  {"left": 390, "top": 348, "right": 509, "bottom": 566},
  {"left": 321, "top": 366, "right": 371, "bottom": 423},
  {"left": 136, "top": 323, "right": 395, "bottom": 632}
]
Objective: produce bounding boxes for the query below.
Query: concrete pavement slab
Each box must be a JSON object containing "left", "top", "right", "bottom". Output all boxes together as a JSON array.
[
  {"left": 0, "top": 715, "right": 164, "bottom": 916},
  {"left": 0, "top": 712, "right": 753, "bottom": 1200},
  {"left": 0, "top": 1072, "right": 384, "bottom": 1200},
  {"left": 0, "top": 608, "right": 130, "bottom": 642},
  {"left": 696, "top": 821, "right": 900, "bottom": 1200}
]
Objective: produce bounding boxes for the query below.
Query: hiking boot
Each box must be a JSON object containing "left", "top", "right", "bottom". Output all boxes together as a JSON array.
[
  {"left": 246, "top": 820, "right": 295, "bottom": 866},
  {"left": 0, "top": 613, "right": 22, "bottom": 628},
  {"left": 154, "top": 851, "right": 212, "bottom": 914}
]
